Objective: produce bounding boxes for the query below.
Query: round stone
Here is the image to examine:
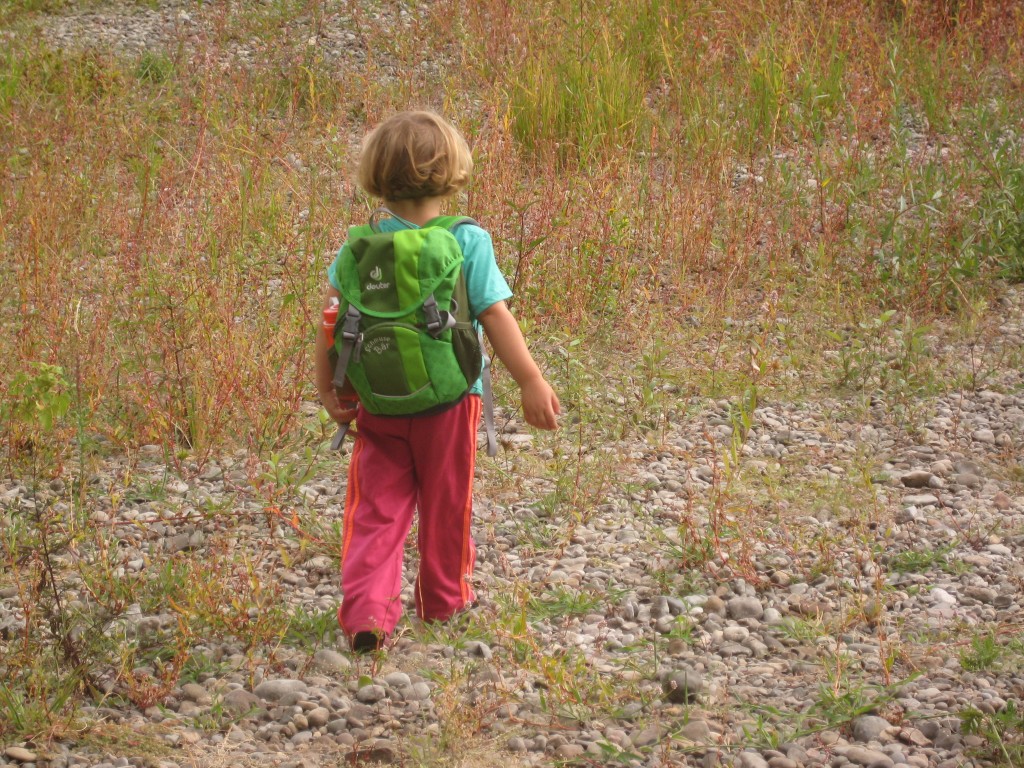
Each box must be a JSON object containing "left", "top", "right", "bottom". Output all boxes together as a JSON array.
[
  {"left": 662, "top": 669, "right": 704, "bottom": 703},
  {"left": 727, "top": 596, "right": 764, "bottom": 620}
]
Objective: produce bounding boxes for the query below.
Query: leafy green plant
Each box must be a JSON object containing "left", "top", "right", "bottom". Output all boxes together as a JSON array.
[
  {"left": 888, "top": 543, "right": 967, "bottom": 575},
  {"left": 284, "top": 607, "right": 339, "bottom": 649},
  {"left": 526, "top": 586, "right": 606, "bottom": 622},
  {"left": 4, "top": 362, "right": 71, "bottom": 438},
  {"left": 960, "top": 632, "right": 1002, "bottom": 672},
  {"left": 133, "top": 50, "right": 174, "bottom": 85},
  {"left": 973, "top": 162, "right": 1024, "bottom": 283},
  {"left": 828, "top": 310, "right": 936, "bottom": 394},
  {"left": 962, "top": 701, "right": 1024, "bottom": 767}
]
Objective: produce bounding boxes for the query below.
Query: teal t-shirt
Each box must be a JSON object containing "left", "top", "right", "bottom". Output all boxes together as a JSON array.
[{"left": 327, "top": 215, "right": 513, "bottom": 395}]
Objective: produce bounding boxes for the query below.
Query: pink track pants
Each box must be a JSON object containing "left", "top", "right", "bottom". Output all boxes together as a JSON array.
[{"left": 337, "top": 395, "right": 481, "bottom": 638}]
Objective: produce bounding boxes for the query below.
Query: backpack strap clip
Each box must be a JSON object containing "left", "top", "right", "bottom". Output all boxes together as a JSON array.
[
  {"left": 422, "top": 294, "right": 458, "bottom": 339},
  {"left": 340, "top": 304, "right": 362, "bottom": 344},
  {"left": 332, "top": 305, "right": 363, "bottom": 389}
]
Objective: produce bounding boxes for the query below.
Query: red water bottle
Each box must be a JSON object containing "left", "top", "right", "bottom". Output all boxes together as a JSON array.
[{"left": 322, "top": 298, "right": 339, "bottom": 344}]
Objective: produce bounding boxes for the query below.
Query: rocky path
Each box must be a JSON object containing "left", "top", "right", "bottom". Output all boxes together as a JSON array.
[{"left": 2, "top": 281, "right": 1021, "bottom": 768}]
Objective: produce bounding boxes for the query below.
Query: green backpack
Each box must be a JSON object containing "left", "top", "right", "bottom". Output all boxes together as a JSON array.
[{"left": 330, "top": 210, "right": 497, "bottom": 453}]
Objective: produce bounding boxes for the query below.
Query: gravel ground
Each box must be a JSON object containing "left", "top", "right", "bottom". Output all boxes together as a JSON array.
[
  {"left": 2, "top": 287, "right": 1019, "bottom": 768},
  {"left": 2, "top": 4, "right": 1023, "bottom": 768}
]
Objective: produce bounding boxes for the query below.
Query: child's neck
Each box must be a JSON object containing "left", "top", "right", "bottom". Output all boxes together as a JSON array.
[{"left": 384, "top": 197, "right": 444, "bottom": 227}]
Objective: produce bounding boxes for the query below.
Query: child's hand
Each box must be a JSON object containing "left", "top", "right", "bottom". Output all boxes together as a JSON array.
[
  {"left": 521, "top": 378, "right": 560, "bottom": 431},
  {"left": 322, "top": 390, "right": 359, "bottom": 426}
]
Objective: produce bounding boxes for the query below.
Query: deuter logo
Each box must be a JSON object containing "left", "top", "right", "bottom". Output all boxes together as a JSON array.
[{"left": 365, "top": 265, "right": 390, "bottom": 291}]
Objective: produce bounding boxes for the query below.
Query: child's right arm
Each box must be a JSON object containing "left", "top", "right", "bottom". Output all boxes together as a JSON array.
[
  {"left": 315, "top": 287, "right": 359, "bottom": 425},
  {"left": 478, "top": 300, "right": 560, "bottom": 431}
]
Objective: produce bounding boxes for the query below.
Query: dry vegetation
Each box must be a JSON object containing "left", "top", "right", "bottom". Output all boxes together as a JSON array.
[{"left": 1, "top": 0, "right": 1023, "bottom": 762}]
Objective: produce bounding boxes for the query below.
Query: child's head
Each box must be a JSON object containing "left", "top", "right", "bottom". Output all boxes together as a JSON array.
[{"left": 356, "top": 111, "right": 473, "bottom": 202}]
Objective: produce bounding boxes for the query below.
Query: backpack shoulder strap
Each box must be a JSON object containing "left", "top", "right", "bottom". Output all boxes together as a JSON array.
[
  {"left": 425, "top": 216, "right": 497, "bottom": 457},
  {"left": 347, "top": 224, "right": 376, "bottom": 239},
  {"left": 426, "top": 215, "right": 478, "bottom": 232}
]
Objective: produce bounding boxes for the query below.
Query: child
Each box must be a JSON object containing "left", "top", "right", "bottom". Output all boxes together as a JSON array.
[{"left": 314, "top": 110, "right": 560, "bottom": 653}]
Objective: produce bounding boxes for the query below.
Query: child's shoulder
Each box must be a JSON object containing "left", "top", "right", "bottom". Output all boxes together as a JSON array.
[{"left": 452, "top": 219, "right": 492, "bottom": 250}]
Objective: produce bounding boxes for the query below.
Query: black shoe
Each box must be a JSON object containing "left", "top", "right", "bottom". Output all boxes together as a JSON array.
[{"left": 351, "top": 630, "right": 386, "bottom": 654}]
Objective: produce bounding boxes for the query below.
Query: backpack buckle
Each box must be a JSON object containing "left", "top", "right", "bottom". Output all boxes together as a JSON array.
[
  {"left": 423, "top": 294, "right": 457, "bottom": 339},
  {"left": 340, "top": 305, "right": 363, "bottom": 361},
  {"left": 341, "top": 305, "right": 362, "bottom": 341}
]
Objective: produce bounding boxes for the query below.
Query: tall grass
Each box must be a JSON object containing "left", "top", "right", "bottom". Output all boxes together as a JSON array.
[{"left": 2, "top": 0, "right": 1021, "bottom": 460}]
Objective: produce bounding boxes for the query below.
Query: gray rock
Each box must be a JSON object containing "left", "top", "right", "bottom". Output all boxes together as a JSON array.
[
  {"left": 254, "top": 679, "right": 308, "bottom": 701},
  {"left": 901, "top": 471, "right": 934, "bottom": 488},
  {"left": 165, "top": 533, "right": 193, "bottom": 554},
  {"left": 311, "top": 648, "right": 350, "bottom": 673},
  {"left": 406, "top": 682, "right": 431, "bottom": 701},
  {"left": 852, "top": 715, "right": 894, "bottom": 743},
  {"left": 963, "top": 586, "right": 998, "bottom": 604},
  {"left": 222, "top": 689, "right": 261, "bottom": 716},
  {"left": 383, "top": 672, "right": 411, "bottom": 688},
  {"left": 679, "top": 719, "right": 712, "bottom": 742},
  {"left": 727, "top": 596, "right": 764, "bottom": 620},
  {"left": 180, "top": 682, "right": 210, "bottom": 704},
  {"left": 704, "top": 595, "right": 727, "bottom": 616},
  {"left": 762, "top": 607, "right": 784, "bottom": 625},
  {"left": 954, "top": 473, "right": 982, "bottom": 488},
  {"left": 972, "top": 429, "right": 996, "bottom": 444},
  {"left": 737, "top": 752, "right": 770, "bottom": 768},
  {"left": 556, "top": 744, "right": 585, "bottom": 759},
  {"left": 663, "top": 669, "right": 704, "bottom": 703},
  {"left": 897, "top": 727, "right": 931, "bottom": 747},
  {"left": 356, "top": 684, "right": 386, "bottom": 703},
  {"left": 306, "top": 706, "right": 330, "bottom": 727},
  {"left": 631, "top": 725, "right": 663, "bottom": 747},
  {"left": 463, "top": 640, "right": 493, "bottom": 659},
  {"left": 838, "top": 746, "right": 894, "bottom": 767}
]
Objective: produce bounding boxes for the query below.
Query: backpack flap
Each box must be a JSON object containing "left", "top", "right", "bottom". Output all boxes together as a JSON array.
[{"left": 339, "top": 228, "right": 463, "bottom": 318}]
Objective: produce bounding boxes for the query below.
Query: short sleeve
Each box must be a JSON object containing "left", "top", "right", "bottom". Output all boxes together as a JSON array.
[
  {"left": 326, "top": 248, "right": 343, "bottom": 290},
  {"left": 455, "top": 225, "right": 513, "bottom": 320}
]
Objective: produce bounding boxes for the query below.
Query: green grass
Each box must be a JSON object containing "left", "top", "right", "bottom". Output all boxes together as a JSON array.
[{"left": 888, "top": 543, "right": 969, "bottom": 575}]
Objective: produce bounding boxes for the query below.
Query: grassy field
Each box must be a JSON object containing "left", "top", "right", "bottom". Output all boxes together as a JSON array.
[{"left": 2, "top": 0, "right": 1024, "bottom": 759}]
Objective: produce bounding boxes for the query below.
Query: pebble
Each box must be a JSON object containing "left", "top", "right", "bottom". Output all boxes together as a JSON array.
[
  {"left": 837, "top": 746, "right": 895, "bottom": 767},
  {"left": 356, "top": 684, "right": 386, "bottom": 703},
  {"left": 662, "top": 669, "right": 704, "bottom": 703},
  {"left": 4, "top": 749, "right": 37, "bottom": 763},
  {"left": 253, "top": 679, "right": 308, "bottom": 701},
  {"left": 852, "top": 715, "right": 894, "bottom": 743},
  {"left": 311, "top": 648, "right": 350, "bottom": 673},
  {"left": 737, "top": 751, "right": 770, "bottom": 768},
  {"left": 727, "top": 596, "right": 764, "bottom": 620}
]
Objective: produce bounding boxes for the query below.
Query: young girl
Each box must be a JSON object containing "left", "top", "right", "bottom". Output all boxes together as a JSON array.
[{"left": 314, "top": 111, "right": 560, "bottom": 653}]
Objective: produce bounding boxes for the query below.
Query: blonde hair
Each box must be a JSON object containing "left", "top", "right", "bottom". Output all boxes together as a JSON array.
[{"left": 356, "top": 111, "right": 473, "bottom": 201}]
